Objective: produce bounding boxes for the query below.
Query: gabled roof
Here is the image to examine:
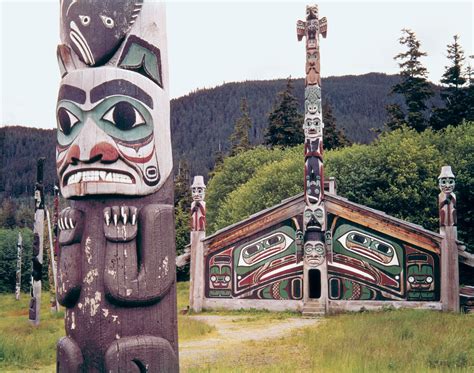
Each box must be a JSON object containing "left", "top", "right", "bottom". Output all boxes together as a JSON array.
[{"left": 203, "top": 192, "right": 474, "bottom": 267}]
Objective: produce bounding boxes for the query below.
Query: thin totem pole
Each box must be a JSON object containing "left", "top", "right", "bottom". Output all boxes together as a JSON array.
[
  {"left": 46, "top": 208, "right": 59, "bottom": 312},
  {"left": 15, "top": 232, "right": 23, "bottom": 300},
  {"left": 29, "top": 158, "right": 45, "bottom": 325},
  {"left": 189, "top": 176, "right": 206, "bottom": 312},
  {"left": 297, "top": 5, "right": 328, "bottom": 305},
  {"left": 55, "top": 1, "right": 178, "bottom": 371},
  {"left": 438, "top": 166, "right": 459, "bottom": 311}
]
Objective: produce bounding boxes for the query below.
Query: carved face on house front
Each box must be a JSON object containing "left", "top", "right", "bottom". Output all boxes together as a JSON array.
[
  {"left": 56, "top": 67, "right": 172, "bottom": 198},
  {"left": 304, "top": 241, "right": 325, "bottom": 267}
]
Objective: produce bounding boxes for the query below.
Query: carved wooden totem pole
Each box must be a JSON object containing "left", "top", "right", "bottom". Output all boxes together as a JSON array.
[
  {"left": 55, "top": 1, "right": 178, "bottom": 371},
  {"left": 297, "top": 5, "right": 328, "bottom": 310},
  {"left": 438, "top": 166, "right": 459, "bottom": 312},
  {"left": 15, "top": 232, "right": 23, "bottom": 300},
  {"left": 189, "top": 176, "right": 206, "bottom": 312},
  {"left": 29, "top": 158, "right": 45, "bottom": 325}
]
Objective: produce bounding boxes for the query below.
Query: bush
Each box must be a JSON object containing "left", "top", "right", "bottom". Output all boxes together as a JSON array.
[{"left": 206, "top": 122, "right": 474, "bottom": 251}]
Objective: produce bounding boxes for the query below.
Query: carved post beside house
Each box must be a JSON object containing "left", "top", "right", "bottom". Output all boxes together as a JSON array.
[
  {"left": 55, "top": 2, "right": 178, "bottom": 371},
  {"left": 189, "top": 176, "right": 206, "bottom": 312},
  {"left": 438, "top": 166, "right": 459, "bottom": 312}
]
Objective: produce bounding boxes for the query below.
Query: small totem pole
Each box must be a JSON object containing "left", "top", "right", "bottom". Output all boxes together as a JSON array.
[
  {"left": 55, "top": 1, "right": 178, "bottom": 371},
  {"left": 438, "top": 166, "right": 459, "bottom": 312},
  {"left": 15, "top": 232, "right": 23, "bottom": 301},
  {"left": 29, "top": 158, "right": 45, "bottom": 325},
  {"left": 189, "top": 176, "right": 206, "bottom": 312},
  {"left": 297, "top": 4, "right": 328, "bottom": 308},
  {"left": 46, "top": 208, "right": 59, "bottom": 312}
]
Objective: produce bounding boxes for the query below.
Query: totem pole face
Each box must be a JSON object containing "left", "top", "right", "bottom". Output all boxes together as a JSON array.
[
  {"left": 439, "top": 177, "right": 455, "bottom": 194},
  {"left": 192, "top": 187, "right": 205, "bottom": 202},
  {"left": 304, "top": 206, "right": 325, "bottom": 230},
  {"left": 57, "top": 0, "right": 171, "bottom": 199},
  {"left": 304, "top": 241, "right": 325, "bottom": 266},
  {"left": 303, "top": 115, "right": 322, "bottom": 140},
  {"left": 305, "top": 86, "right": 321, "bottom": 115},
  {"left": 306, "top": 5, "right": 318, "bottom": 20},
  {"left": 61, "top": 0, "right": 143, "bottom": 66},
  {"left": 56, "top": 67, "right": 172, "bottom": 198}
]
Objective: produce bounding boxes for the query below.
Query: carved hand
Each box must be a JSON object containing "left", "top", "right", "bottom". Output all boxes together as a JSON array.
[
  {"left": 57, "top": 207, "right": 84, "bottom": 307},
  {"left": 103, "top": 204, "right": 175, "bottom": 305}
]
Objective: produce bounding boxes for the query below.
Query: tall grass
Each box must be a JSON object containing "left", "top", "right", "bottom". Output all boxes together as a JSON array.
[
  {"left": 188, "top": 309, "right": 474, "bottom": 372},
  {"left": 0, "top": 293, "right": 64, "bottom": 370},
  {"left": 0, "top": 283, "right": 214, "bottom": 371}
]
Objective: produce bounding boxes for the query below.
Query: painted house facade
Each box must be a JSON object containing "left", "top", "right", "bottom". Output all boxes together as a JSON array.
[{"left": 184, "top": 185, "right": 473, "bottom": 315}]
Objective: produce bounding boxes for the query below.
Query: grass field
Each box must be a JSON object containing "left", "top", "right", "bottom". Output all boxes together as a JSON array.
[
  {"left": 189, "top": 309, "right": 474, "bottom": 372},
  {"left": 1, "top": 283, "right": 473, "bottom": 372}
]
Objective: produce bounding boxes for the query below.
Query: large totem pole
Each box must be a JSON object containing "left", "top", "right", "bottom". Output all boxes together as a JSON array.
[
  {"left": 297, "top": 5, "right": 328, "bottom": 308},
  {"left": 55, "top": 1, "right": 178, "bottom": 371}
]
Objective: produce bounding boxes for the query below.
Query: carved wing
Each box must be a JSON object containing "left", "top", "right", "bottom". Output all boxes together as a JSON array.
[
  {"left": 319, "top": 17, "right": 328, "bottom": 38},
  {"left": 297, "top": 20, "right": 306, "bottom": 41}
]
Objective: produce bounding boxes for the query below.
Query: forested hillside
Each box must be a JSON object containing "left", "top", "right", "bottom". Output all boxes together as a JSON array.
[{"left": 0, "top": 73, "right": 441, "bottom": 197}]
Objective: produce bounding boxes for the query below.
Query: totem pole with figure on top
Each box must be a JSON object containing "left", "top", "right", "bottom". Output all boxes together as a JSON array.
[
  {"left": 189, "top": 176, "right": 206, "bottom": 312},
  {"left": 297, "top": 4, "right": 329, "bottom": 309},
  {"left": 438, "top": 165, "right": 459, "bottom": 312},
  {"left": 55, "top": 1, "right": 178, "bottom": 371}
]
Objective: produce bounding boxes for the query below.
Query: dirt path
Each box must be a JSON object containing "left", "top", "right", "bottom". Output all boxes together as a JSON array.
[{"left": 180, "top": 315, "right": 321, "bottom": 367}]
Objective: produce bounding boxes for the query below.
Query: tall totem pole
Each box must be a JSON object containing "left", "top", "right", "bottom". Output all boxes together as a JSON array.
[
  {"left": 297, "top": 5, "right": 328, "bottom": 308},
  {"left": 55, "top": 1, "right": 178, "bottom": 371}
]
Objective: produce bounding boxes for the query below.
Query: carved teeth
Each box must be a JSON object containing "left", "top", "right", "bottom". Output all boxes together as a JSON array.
[{"left": 67, "top": 171, "right": 133, "bottom": 185}]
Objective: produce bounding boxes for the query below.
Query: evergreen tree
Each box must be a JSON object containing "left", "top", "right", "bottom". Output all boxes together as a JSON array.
[
  {"left": 386, "top": 29, "right": 433, "bottom": 132},
  {"left": 323, "top": 102, "right": 351, "bottom": 150},
  {"left": 265, "top": 77, "right": 304, "bottom": 147},
  {"left": 229, "top": 98, "right": 253, "bottom": 156},
  {"left": 464, "top": 55, "right": 474, "bottom": 122},
  {"left": 385, "top": 104, "right": 406, "bottom": 130},
  {"left": 431, "top": 35, "right": 468, "bottom": 129},
  {"left": 208, "top": 142, "right": 226, "bottom": 180},
  {"left": 173, "top": 160, "right": 191, "bottom": 281},
  {"left": 174, "top": 159, "right": 191, "bottom": 206},
  {"left": 0, "top": 198, "right": 17, "bottom": 229}
]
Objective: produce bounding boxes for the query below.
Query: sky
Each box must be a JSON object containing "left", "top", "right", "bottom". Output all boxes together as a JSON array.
[{"left": 0, "top": 0, "right": 472, "bottom": 129}]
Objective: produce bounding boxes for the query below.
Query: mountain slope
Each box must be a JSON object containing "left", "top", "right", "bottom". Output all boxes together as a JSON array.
[{"left": 1, "top": 73, "right": 441, "bottom": 197}]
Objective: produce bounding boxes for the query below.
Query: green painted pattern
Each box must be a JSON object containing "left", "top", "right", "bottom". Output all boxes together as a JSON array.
[
  {"left": 233, "top": 225, "right": 296, "bottom": 277},
  {"left": 57, "top": 96, "right": 153, "bottom": 146}
]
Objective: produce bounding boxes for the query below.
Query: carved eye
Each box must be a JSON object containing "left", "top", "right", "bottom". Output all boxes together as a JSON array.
[
  {"left": 102, "top": 102, "right": 145, "bottom": 131},
  {"left": 57, "top": 107, "right": 80, "bottom": 135},
  {"left": 100, "top": 15, "right": 114, "bottom": 28},
  {"left": 79, "top": 15, "right": 90, "bottom": 26},
  {"left": 408, "top": 276, "right": 415, "bottom": 283},
  {"left": 426, "top": 276, "right": 433, "bottom": 284}
]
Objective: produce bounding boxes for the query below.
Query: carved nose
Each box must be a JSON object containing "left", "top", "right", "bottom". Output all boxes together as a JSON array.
[
  {"left": 65, "top": 142, "right": 119, "bottom": 165},
  {"left": 89, "top": 142, "right": 119, "bottom": 163}
]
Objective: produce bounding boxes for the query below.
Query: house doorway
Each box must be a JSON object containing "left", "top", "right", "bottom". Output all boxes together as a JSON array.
[{"left": 308, "top": 269, "right": 321, "bottom": 299}]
